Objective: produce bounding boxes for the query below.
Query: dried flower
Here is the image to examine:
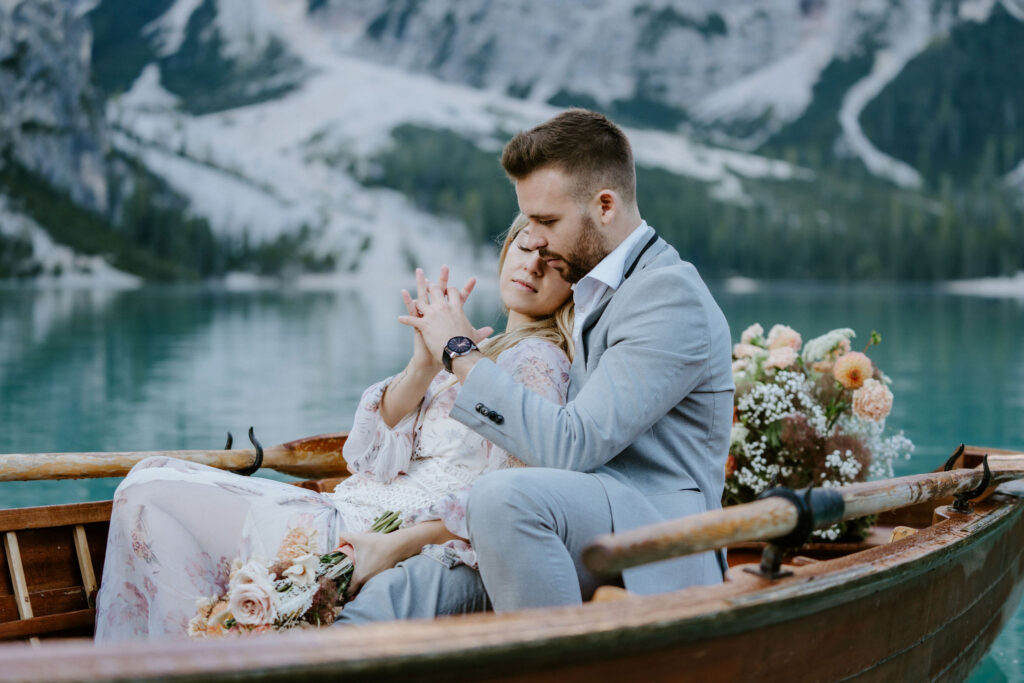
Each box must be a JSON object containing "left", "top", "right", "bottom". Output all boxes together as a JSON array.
[
  {"left": 740, "top": 323, "right": 764, "bottom": 344},
  {"left": 767, "top": 324, "right": 802, "bottom": 351},
  {"left": 852, "top": 379, "right": 893, "bottom": 421},
  {"left": 282, "top": 553, "right": 319, "bottom": 588},
  {"left": 833, "top": 351, "right": 873, "bottom": 389}
]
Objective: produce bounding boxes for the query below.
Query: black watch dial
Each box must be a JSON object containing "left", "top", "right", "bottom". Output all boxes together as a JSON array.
[{"left": 446, "top": 336, "right": 475, "bottom": 354}]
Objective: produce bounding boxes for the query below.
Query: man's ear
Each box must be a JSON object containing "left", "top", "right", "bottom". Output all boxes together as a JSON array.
[{"left": 596, "top": 189, "right": 617, "bottom": 225}]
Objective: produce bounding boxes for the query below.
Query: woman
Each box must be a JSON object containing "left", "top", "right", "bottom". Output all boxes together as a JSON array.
[{"left": 94, "top": 215, "right": 574, "bottom": 640}]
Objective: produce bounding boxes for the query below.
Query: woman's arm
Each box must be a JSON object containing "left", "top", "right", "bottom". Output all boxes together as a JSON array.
[{"left": 339, "top": 521, "right": 461, "bottom": 596}]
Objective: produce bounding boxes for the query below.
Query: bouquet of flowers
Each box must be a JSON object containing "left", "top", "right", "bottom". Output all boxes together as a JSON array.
[
  {"left": 726, "top": 324, "right": 914, "bottom": 541},
  {"left": 188, "top": 511, "right": 402, "bottom": 637}
]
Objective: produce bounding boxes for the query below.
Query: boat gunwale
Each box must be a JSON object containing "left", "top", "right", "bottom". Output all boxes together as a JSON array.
[{"left": 2, "top": 484, "right": 1022, "bottom": 681}]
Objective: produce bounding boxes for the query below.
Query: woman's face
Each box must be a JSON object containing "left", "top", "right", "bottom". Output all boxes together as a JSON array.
[{"left": 499, "top": 227, "right": 573, "bottom": 322}]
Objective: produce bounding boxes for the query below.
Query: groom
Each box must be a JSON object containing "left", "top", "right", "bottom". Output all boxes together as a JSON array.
[{"left": 337, "top": 108, "right": 733, "bottom": 621}]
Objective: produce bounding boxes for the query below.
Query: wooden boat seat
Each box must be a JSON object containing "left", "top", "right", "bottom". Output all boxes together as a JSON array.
[{"left": 0, "top": 501, "right": 110, "bottom": 641}]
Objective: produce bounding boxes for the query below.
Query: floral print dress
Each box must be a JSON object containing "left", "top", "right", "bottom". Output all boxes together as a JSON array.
[{"left": 93, "top": 338, "right": 570, "bottom": 641}]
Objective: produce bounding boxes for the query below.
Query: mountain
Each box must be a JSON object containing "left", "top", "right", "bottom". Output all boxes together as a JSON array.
[{"left": 1, "top": 0, "right": 1021, "bottom": 282}]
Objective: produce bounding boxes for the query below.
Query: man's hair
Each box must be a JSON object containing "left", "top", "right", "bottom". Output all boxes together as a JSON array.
[{"left": 501, "top": 109, "right": 636, "bottom": 206}]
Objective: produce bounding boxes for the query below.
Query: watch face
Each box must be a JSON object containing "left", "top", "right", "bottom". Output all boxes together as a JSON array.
[{"left": 447, "top": 336, "right": 474, "bottom": 354}]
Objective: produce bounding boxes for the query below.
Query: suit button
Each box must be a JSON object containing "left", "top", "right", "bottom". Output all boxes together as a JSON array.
[
  {"left": 489, "top": 412, "right": 504, "bottom": 425},
  {"left": 476, "top": 403, "right": 487, "bottom": 414}
]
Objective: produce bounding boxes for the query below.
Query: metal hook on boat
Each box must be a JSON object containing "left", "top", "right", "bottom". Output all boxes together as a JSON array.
[
  {"left": 232, "top": 427, "right": 263, "bottom": 476},
  {"left": 224, "top": 432, "right": 233, "bottom": 450},
  {"left": 951, "top": 454, "right": 991, "bottom": 514},
  {"left": 744, "top": 485, "right": 846, "bottom": 580},
  {"left": 943, "top": 443, "right": 966, "bottom": 472}
]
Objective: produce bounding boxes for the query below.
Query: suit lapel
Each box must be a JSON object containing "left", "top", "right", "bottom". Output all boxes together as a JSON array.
[{"left": 578, "top": 225, "right": 660, "bottom": 361}]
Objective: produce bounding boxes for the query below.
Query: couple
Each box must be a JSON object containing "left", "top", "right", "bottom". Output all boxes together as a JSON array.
[{"left": 94, "top": 109, "right": 734, "bottom": 639}]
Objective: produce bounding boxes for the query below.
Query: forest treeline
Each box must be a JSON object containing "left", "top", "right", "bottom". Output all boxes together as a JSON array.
[
  {"left": 364, "top": 125, "right": 1023, "bottom": 281},
  {"left": 0, "top": 158, "right": 333, "bottom": 280}
]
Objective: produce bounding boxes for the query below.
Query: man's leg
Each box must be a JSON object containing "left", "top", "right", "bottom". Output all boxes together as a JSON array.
[
  {"left": 466, "top": 468, "right": 614, "bottom": 612},
  {"left": 335, "top": 553, "right": 490, "bottom": 625}
]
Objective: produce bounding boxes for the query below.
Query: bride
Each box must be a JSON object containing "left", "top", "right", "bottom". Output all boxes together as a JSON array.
[{"left": 93, "top": 214, "right": 574, "bottom": 640}]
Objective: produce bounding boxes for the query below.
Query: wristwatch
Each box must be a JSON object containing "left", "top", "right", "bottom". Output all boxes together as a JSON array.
[{"left": 442, "top": 336, "right": 478, "bottom": 373}]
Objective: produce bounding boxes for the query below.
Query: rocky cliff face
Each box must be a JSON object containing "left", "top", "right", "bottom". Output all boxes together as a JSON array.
[
  {"left": 309, "top": 0, "right": 948, "bottom": 139},
  {"left": 0, "top": 0, "right": 109, "bottom": 212}
]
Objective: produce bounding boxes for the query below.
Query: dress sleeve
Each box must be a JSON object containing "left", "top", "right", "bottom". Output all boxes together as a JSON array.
[
  {"left": 409, "top": 339, "right": 571, "bottom": 567},
  {"left": 342, "top": 376, "right": 422, "bottom": 483}
]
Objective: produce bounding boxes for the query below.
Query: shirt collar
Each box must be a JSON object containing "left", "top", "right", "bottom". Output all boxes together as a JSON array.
[{"left": 576, "top": 221, "right": 649, "bottom": 293}]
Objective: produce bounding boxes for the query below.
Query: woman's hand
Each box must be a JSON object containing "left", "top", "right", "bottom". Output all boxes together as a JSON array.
[
  {"left": 402, "top": 266, "right": 491, "bottom": 373},
  {"left": 337, "top": 521, "right": 461, "bottom": 598},
  {"left": 336, "top": 530, "right": 407, "bottom": 597}
]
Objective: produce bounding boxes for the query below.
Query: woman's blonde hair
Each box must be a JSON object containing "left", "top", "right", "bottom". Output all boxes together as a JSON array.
[{"left": 479, "top": 213, "right": 575, "bottom": 363}]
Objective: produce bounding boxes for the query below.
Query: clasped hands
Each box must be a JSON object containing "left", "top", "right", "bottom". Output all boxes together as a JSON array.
[{"left": 399, "top": 265, "right": 492, "bottom": 372}]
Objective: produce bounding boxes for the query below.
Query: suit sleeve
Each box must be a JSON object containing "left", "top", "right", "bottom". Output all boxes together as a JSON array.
[{"left": 450, "top": 267, "right": 711, "bottom": 471}]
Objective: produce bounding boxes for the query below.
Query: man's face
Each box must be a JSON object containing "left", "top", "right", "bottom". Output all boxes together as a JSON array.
[{"left": 515, "top": 167, "right": 609, "bottom": 284}]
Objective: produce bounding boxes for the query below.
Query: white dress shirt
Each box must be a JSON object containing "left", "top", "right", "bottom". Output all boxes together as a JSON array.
[{"left": 571, "top": 221, "right": 649, "bottom": 342}]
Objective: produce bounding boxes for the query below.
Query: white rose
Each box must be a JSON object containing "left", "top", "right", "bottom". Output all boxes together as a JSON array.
[
  {"left": 228, "top": 561, "right": 278, "bottom": 626},
  {"left": 282, "top": 553, "right": 319, "bottom": 588}
]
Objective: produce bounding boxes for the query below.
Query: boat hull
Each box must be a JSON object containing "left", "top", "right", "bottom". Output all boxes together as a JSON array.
[{"left": 2, "top": 484, "right": 1022, "bottom": 682}]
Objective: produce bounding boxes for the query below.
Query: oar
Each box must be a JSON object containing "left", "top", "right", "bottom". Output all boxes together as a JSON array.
[
  {"left": 0, "top": 431, "right": 351, "bottom": 482},
  {"left": 583, "top": 452, "right": 1024, "bottom": 577}
]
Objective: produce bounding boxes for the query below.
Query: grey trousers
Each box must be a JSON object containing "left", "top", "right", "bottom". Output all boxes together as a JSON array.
[
  {"left": 466, "top": 468, "right": 617, "bottom": 612},
  {"left": 334, "top": 553, "right": 490, "bottom": 625},
  {"left": 334, "top": 468, "right": 617, "bottom": 622}
]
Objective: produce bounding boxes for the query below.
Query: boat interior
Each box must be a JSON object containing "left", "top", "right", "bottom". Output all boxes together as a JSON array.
[{"left": 0, "top": 445, "right": 1013, "bottom": 643}]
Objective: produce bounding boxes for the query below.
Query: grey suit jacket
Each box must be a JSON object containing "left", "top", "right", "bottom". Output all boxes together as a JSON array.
[{"left": 451, "top": 224, "right": 734, "bottom": 594}]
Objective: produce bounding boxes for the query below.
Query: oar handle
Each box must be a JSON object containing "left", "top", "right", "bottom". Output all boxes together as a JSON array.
[{"left": 584, "top": 464, "right": 1021, "bottom": 576}]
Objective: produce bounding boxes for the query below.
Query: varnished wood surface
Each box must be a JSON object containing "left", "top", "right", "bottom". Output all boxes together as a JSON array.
[
  {"left": 0, "top": 432, "right": 351, "bottom": 481},
  {"left": 0, "top": 483, "right": 1021, "bottom": 682}
]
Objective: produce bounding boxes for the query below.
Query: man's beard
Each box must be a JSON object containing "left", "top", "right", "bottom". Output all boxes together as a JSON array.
[{"left": 544, "top": 213, "right": 608, "bottom": 284}]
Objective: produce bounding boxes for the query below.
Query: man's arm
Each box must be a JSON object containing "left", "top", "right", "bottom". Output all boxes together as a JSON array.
[{"left": 451, "top": 267, "right": 713, "bottom": 471}]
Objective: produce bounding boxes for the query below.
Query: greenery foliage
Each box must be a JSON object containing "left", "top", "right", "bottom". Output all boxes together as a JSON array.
[
  {"left": 860, "top": 5, "right": 1024, "bottom": 187},
  {"left": 0, "top": 157, "right": 331, "bottom": 281},
  {"left": 364, "top": 124, "right": 1022, "bottom": 281}
]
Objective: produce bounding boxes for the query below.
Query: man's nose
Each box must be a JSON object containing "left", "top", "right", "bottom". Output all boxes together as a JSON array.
[{"left": 523, "top": 230, "right": 546, "bottom": 250}]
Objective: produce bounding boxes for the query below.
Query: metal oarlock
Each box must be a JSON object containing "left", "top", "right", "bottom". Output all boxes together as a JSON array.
[
  {"left": 230, "top": 427, "right": 263, "bottom": 476},
  {"left": 744, "top": 486, "right": 846, "bottom": 580},
  {"left": 951, "top": 454, "right": 991, "bottom": 514}
]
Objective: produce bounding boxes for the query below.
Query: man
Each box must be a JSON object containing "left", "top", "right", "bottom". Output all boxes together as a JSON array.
[{"left": 403, "top": 108, "right": 734, "bottom": 610}]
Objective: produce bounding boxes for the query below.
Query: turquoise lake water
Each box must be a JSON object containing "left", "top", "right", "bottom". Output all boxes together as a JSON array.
[{"left": 0, "top": 283, "right": 1021, "bottom": 678}]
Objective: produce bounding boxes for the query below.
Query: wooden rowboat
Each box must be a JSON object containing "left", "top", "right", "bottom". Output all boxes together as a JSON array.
[{"left": 1, "top": 438, "right": 1023, "bottom": 682}]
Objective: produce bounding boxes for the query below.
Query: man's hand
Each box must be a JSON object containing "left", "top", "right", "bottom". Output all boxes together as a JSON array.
[{"left": 399, "top": 266, "right": 491, "bottom": 366}]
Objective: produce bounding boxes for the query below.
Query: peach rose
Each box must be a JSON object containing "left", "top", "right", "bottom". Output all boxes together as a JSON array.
[
  {"left": 228, "top": 562, "right": 278, "bottom": 627},
  {"left": 767, "top": 324, "right": 802, "bottom": 351},
  {"left": 732, "top": 359, "right": 750, "bottom": 374},
  {"left": 833, "top": 351, "right": 873, "bottom": 390},
  {"left": 852, "top": 379, "right": 893, "bottom": 421},
  {"left": 733, "top": 343, "right": 761, "bottom": 359},
  {"left": 764, "top": 346, "right": 797, "bottom": 370},
  {"left": 740, "top": 323, "right": 764, "bottom": 344}
]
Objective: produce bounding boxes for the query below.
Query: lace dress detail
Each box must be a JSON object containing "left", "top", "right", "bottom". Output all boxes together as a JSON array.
[
  {"left": 94, "top": 337, "right": 569, "bottom": 640},
  {"left": 333, "top": 338, "right": 571, "bottom": 565}
]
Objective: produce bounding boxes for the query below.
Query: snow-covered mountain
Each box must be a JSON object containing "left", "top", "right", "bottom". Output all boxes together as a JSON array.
[{"left": 2, "top": 0, "right": 1022, "bottom": 282}]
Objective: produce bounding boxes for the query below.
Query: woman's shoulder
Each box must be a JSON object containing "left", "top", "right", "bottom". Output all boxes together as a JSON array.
[{"left": 496, "top": 336, "right": 570, "bottom": 371}]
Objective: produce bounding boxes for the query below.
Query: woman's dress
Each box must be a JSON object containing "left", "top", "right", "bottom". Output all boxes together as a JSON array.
[{"left": 93, "top": 338, "right": 570, "bottom": 640}]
